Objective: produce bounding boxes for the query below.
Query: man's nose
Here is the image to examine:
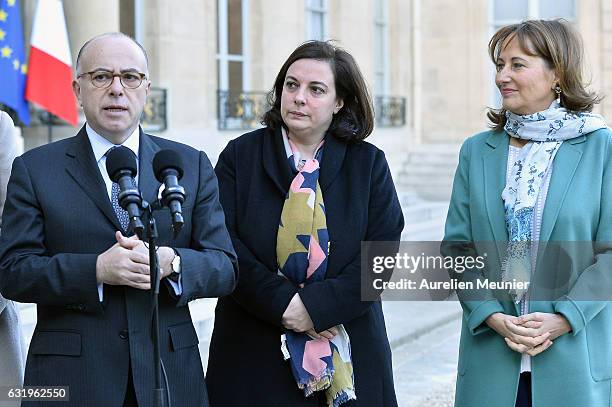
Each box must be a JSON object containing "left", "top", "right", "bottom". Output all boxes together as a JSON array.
[{"left": 108, "top": 76, "right": 124, "bottom": 95}]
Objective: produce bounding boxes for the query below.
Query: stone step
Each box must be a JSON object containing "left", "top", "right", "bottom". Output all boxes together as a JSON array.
[
  {"left": 398, "top": 186, "right": 452, "bottom": 201},
  {"left": 400, "top": 161, "right": 457, "bottom": 173},
  {"left": 401, "top": 153, "right": 458, "bottom": 166},
  {"left": 397, "top": 180, "right": 454, "bottom": 198},
  {"left": 398, "top": 173, "right": 455, "bottom": 184},
  {"left": 400, "top": 198, "right": 448, "bottom": 241},
  {"left": 397, "top": 143, "right": 460, "bottom": 201},
  {"left": 402, "top": 201, "right": 448, "bottom": 222},
  {"left": 402, "top": 219, "right": 446, "bottom": 241}
]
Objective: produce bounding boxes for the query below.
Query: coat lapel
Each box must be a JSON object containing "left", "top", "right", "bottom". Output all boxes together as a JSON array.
[
  {"left": 538, "top": 136, "right": 584, "bottom": 242},
  {"left": 482, "top": 131, "right": 509, "bottom": 243},
  {"left": 64, "top": 126, "right": 123, "bottom": 231},
  {"left": 262, "top": 127, "right": 348, "bottom": 195},
  {"left": 138, "top": 129, "right": 162, "bottom": 205},
  {"left": 262, "top": 127, "right": 294, "bottom": 196},
  {"left": 319, "top": 133, "right": 347, "bottom": 192},
  {"left": 483, "top": 132, "right": 518, "bottom": 310}
]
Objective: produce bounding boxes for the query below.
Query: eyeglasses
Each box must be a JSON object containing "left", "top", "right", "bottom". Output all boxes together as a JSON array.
[{"left": 77, "top": 70, "right": 147, "bottom": 89}]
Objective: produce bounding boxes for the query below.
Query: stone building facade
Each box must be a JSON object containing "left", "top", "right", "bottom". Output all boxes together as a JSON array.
[{"left": 10, "top": 0, "right": 610, "bottom": 188}]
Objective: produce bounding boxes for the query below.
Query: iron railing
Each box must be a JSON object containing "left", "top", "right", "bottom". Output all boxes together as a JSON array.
[
  {"left": 141, "top": 87, "right": 167, "bottom": 132},
  {"left": 217, "top": 90, "right": 268, "bottom": 130},
  {"left": 217, "top": 92, "right": 407, "bottom": 130},
  {"left": 374, "top": 96, "right": 406, "bottom": 127}
]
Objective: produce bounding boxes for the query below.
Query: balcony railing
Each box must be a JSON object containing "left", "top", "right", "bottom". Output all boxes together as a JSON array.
[
  {"left": 141, "top": 87, "right": 167, "bottom": 132},
  {"left": 218, "top": 90, "right": 268, "bottom": 130},
  {"left": 375, "top": 96, "right": 406, "bottom": 128},
  {"left": 2, "top": 87, "right": 168, "bottom": 133},
  {"left": 217, "top": 92, "right": 407, "bottom": 130}
]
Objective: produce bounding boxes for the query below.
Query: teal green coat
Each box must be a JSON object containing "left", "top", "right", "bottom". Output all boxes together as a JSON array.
[{"left": 444, "top": 128, "right": 612, "bottom": 407}]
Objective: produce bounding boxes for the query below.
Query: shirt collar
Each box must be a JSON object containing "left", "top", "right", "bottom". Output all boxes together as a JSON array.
[
  {"left": 281, "top": 127, "right": 325, "bottom": 171},
  {"left": 86, "top": 123, "right": 140, "bottom": 163}
]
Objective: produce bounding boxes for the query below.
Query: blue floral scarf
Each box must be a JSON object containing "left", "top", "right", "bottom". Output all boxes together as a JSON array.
[{"left": 501, "top": 101, "right": 608, "bottom": 302}]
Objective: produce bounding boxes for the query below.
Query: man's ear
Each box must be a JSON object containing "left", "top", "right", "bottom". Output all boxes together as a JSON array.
[{"left": 72, "top": 80, "right": 82, "bottom": 106}]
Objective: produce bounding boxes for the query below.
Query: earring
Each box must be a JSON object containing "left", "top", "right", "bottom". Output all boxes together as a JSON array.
[{"left": 554, "top": 85, "right": 562, "bottom": 96}]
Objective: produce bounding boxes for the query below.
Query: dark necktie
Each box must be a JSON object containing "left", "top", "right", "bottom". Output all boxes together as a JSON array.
[
  {"left": 106, "top": 147, "right": 131, "bottom": 231},
  {"left": 111, "top": 181, "right": 130, "bottom": 231}
]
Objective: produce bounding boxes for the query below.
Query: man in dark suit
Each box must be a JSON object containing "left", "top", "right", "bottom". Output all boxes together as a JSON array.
[{"left": 0, "top": 32, "right": 237, "bottom": 406}]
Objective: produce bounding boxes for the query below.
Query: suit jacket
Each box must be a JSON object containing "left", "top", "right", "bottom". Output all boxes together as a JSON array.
[
  {"left": 206, "top": 127, "right": 404, "bottom": 407},
  {"left": 444, "top": 129, "right": 612, "bottom": 407},
  {"left": 0, "top": 126, "right": 238, "bottom": 407}
]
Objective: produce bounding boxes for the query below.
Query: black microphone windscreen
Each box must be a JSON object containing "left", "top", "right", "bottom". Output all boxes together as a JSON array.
[
  {"left": 153, "top": 149, "right": 184, "bottom": 182},
  {"left": 106, "top": 146, "right": 138, "bottom": 182}
]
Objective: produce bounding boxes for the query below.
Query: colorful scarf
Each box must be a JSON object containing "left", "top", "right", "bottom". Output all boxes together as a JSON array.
[
  {"left": 277, "top": 130, "right": 356, "bottom": 406},
  {"left": 501, "top": 101, "right": 608, "bottom": 302}
]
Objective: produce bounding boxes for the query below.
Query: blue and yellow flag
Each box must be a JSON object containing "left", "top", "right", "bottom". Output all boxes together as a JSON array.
[{"left": 0, "top": 0, "right": 30, "bottom": 125}]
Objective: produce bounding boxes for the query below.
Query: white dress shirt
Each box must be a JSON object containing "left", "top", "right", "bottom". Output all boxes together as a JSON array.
[{"left": 86, "top": 125, "right": 182, "bottom": 301}]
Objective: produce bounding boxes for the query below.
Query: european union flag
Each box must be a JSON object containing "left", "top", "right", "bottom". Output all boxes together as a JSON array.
[{"left": 0, "top": 0, "right": 30, "bottom": 125}]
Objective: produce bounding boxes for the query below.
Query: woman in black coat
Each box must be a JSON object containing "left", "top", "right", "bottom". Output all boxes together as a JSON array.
[{"left": 206, "top": 41, "right": 404, "bottom": 407}]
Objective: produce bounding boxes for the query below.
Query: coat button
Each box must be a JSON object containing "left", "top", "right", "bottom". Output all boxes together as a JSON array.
[{"left": 119, "top": 330, "right": 129, "bottom": 340}]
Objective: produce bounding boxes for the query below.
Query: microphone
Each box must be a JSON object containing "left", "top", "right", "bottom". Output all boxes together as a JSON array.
[
  {"left": 153, "top": 149, "right": 186, "bottom": 234},
  {"left": 105, "top": 146, "right": 144, "bottom": 237}
]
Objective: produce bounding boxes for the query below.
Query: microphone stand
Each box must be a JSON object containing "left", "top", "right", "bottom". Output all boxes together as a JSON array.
[{"left": 139, "top": 200, "right": 166, "bottom": 407}]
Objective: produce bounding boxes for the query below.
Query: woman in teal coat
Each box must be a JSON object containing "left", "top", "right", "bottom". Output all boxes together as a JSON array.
[{"left": 444, "top": 20, "right": 612, "bottom": 406}]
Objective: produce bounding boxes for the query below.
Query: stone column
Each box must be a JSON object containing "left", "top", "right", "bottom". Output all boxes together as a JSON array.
[
  {"left": 62, "top": 0, "right": 120, "bottom": 64},
  {"left": 595, "top": 0, "right": 612, "bottom": 120}
]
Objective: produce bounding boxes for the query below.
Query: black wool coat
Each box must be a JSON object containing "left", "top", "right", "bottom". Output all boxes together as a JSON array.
[{"left": 206, "top": 127, "right": 404, "bottom": 407}]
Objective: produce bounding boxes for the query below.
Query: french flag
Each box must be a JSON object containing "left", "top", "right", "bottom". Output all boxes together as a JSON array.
[{"left": 25, "top": 0, "right": 78, "bottom": 126}]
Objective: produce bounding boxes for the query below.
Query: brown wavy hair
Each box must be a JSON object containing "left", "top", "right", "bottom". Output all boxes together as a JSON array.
[
  {"left": 487, "top": 19, "right": 602, "bottom": 131},
  {"left": 262, "top": 41, "right": 374, "bottom": 141}
]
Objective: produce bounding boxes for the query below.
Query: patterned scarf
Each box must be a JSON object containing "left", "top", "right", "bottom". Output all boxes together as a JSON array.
[
  {"left": 501, "top": 101, "right": 608, "bottom": 302},
  {"left": 277, "top": 130, "right": 356, "bottom": 407}
]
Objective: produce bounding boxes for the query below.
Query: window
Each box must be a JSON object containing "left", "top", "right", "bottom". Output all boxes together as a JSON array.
[
  {"left": 306, "top": 0, "right": 327, "bottom": 41},
  {"left": 489, "top": 0, "right": 576, "bottom": 106},
  {"left": 374, "top": 0, "right": 389, "bottom": 96},
  {"left": 217, "top": 0, "right": 249, "bottom": 94},
  {"left": 217, "top": 0, "right": 258, "bottom": 129},
  {"left": 492, "top": 0, "right": 575, "bottom": 30},
  {"left": 119, "top": 0, "right": 136, "bottom": 38},
  {"left": 119, "top": 0, "right": 144, "bottom": 43}
]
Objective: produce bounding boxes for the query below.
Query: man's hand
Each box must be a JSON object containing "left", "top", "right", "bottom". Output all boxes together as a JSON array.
[
  {"left": 95, "top": 232, "right": 150, "bottom": 290},
  {"left": 281, "top": 293, "right": 314, "bottom": 332},
  {"left": 115, "top": 232, "right": 176, "bottom": 279}
]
